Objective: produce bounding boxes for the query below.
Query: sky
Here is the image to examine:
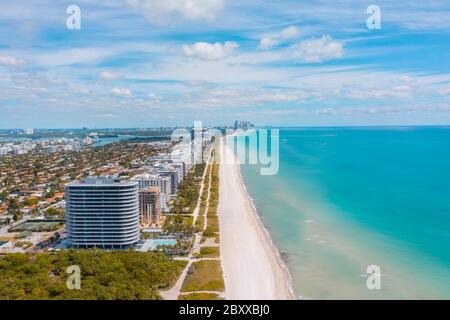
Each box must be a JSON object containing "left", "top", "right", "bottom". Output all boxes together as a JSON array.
[{"left": 1, "top": 0, "right": 450, "bottom": 128}]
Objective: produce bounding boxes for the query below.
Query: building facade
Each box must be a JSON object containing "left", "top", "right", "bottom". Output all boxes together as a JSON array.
[
  {"left": 157, "top": 169, "right": 179, "bottom": 194},
  {"left": 131, "top": 173, "right": 172, "bottom": 196},
  {"left": 65, "top": 176, "right": 140, "bottom": 249},
  {"left": 138, "top": 187, "right": 161, "bottom": 225},
  {"left": 131, "top": 173, "right": 171, "bottom": 212}
]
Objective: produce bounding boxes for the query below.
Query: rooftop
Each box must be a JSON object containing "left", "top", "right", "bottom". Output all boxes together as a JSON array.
[
  {"left": 141, "top": 186, "right": 160, "bottom": 193},
  {"left": 131, "top": 172, "right": 170, "bottom": 180},
  {"left": 66, "top": 175, "right": 137, "bottom": 187}
]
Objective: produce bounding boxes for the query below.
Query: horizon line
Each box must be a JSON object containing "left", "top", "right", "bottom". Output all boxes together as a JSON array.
[{"left": 2, "top": 124, "right": 450, "bottom": 131}]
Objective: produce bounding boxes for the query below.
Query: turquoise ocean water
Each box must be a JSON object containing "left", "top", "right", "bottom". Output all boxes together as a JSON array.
[{"left": 238, "top": 127, "right": 450, "bottom": 299}]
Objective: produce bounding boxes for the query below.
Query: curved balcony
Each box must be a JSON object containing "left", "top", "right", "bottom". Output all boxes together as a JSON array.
[{"left": 69, "top": 232, "right": 140, "bottom": 239}]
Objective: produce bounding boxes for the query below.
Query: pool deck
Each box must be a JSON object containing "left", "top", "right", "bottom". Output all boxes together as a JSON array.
[
  {"left": 136, "top": 238, "right": 177, "bottom": 252},
  {"left": 136, "top": 239, "right": 153, "bottom": 252}
]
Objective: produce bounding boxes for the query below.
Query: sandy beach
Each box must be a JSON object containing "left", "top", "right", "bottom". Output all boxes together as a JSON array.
[{"left": 218, "top": 139, "right": 294, "bottom": 300}]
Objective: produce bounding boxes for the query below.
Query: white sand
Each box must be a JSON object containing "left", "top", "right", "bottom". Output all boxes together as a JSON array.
[{"left": 218, "top": 140, "right": 294, "bottom": 300}]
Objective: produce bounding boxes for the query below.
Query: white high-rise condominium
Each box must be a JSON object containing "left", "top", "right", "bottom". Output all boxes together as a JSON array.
[
  {"left": 131, "top": 173, "right": 172, "bottom": 196},
  {"left": 152, "top": 164, "right": 179, "bottom": 194},
  {"left": 65, "top": 176, "right": 140, "bottom": 249},
  {"left": 170, "top": 162, "right": 186, "bottom": 182}
]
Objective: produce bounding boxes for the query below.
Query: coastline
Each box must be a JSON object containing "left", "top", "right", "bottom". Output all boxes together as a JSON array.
[
  {"left": 236, "top": 162, "right": 296, "bottom": 299},
  {"left": 218, "top": 138, "right": 294, "bottom": 300}
]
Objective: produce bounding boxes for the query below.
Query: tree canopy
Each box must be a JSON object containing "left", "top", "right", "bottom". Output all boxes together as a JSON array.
[{"left": 0, "top": 250, "right": 186, "bottom": 300}]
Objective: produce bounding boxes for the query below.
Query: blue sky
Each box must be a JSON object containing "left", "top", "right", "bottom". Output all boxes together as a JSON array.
[{"left": 1, "top": 0, "right": 450, "bottom": 128}]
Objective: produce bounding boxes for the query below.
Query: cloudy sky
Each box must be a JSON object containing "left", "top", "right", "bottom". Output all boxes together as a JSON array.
[{"left": 1, "top": 0, "right": 450, "bottom": 128}]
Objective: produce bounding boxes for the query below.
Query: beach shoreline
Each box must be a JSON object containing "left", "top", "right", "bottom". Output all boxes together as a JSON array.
[{"left": 218, "top": 138, "right": 295, "bottom": 300}]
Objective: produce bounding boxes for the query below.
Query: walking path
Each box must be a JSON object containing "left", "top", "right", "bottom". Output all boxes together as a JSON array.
[
  {"left": 192, "top": 149, "right": 212, "bottom": 226},
  {"left": 160, "top": 148, "right": 219, "bottom": 300},
  {"left": 201, "top": 161, "right": 213, "bottom": 232}
]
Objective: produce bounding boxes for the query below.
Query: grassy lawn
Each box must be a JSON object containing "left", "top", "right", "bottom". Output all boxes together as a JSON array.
[
  {"left": 207, "top": 215, "right": 219, "bottom": 228},
  {"left": 194, "top": 215, "right": 205, "bottom": 232},
  {"left": 204, "top": 214, "right": 219, "bottom": 235},
  {"left": 199, "top": 246, "right": 220, "bottom": 258},
  {"left": 181, "top": 260, "right": 225, "bottom": 292},
  {"left": 207, "top": 204, "right": 218, "bottom": 217},
  {"left": 202, "top": 227, "right": 217, "bottom": 237},
  {"left": 200, "top": 236, "right": 219, "bottom": 244},
  {"left": 182, "top": 215, "right": 194, "bottom": 225},
  {"left": 178, "top": 292, "right": 223, "bottom": 300},
  {"left": 199, "top": 200, "right": 207, "bottom": 215}
]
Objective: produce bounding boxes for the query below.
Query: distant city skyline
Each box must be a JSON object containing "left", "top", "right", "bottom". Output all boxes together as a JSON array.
[{"left": 1, "top": 0, "right": 450, "bottom": 128}]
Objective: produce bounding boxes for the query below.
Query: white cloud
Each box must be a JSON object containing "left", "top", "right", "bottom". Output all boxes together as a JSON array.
[
  {"left": 0, "top": 55, "right": 25, "bottom": 67},
  {"left": 290, "top": 35, "right": 343, "bottom": 62},
  {"left": 279, "top": 26, "right": 301, "bottom": 40},
  {"left": 32, "top": 48, "right": 116, "bottom": 67},
  {"left": 89, "top": 113, "right": 120, "bottom": 119},
  {"left": 99, "top": 71, "right": 121, "bottom": 81},
  {"left": 259, "top": 26, "right": 300, "bottom": 49},
  {"left": 346, "top": 85, "right": 413, "bottom": 99},
  {"left": 126, "top": 0, "right": 224, "bottom": 22},
  {"left": 259, "top": 37, "right": 279, "bottom": 50},
  {"left": 10, "top": 73, "right": 65, "bottom": 92},
  {"left": 111, "top": 87, "right": 132, "bottom": 97},
  {"left": 183, "top": 41, "right": 239, "bottom": 60},
  {"left": 148, "top": 93, "right": 161, "bottom": 102},
  {"left": 169, "top": 87, "right": 313, "bottom": 110},
  {"left": 438, "top": 86, "right": 450, "bottom": 95},
  {"left": 398, "top": 75, "right": 415, "bottom": 83}
]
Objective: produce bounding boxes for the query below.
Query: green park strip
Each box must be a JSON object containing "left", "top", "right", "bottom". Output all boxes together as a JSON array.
[
  {"left": 180, "top": 260, "right": 225, "bottom": 292},
  {"left": 178, "top": 292, "right": 223, "bottom": 300},
  {"left": 199, "top": 246, "right": 220, "bottom": 258}
]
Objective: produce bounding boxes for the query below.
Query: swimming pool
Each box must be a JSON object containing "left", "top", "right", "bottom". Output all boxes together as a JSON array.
[{"left": 150, "top": 239, "right": 177, "bottom": 250}]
